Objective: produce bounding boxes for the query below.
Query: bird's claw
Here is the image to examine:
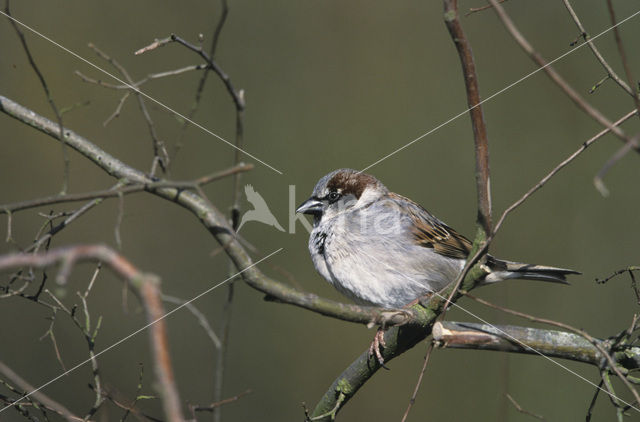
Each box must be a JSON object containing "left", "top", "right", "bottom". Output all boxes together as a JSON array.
[{"left": 368, "top": 328, "right": 389, "bottom": 369}]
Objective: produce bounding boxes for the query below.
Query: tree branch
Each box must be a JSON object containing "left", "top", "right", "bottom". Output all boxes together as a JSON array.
[
  {"left": 309, "top": 267, "right": 489, "bottom": 420},
  {"left": 4, "top": 0, "right": 68, "bottom": 192},
  {"left": 0, "top": 360, "right": 81, "bottom": 421},
  {"left": 444, "top": 0, "right": 492, "bottom": 236},
  {"left": 0, "top": 94, "right": 397, "bottom": 327},
  {"left": 0, "top": 93, "right": 489, "bottom": 417},
  {"left": 433, "top": 321, "right": 640, "bottom": 369},
  {"left": 0, "top": 245, "right": 185, "bottom": 422},
  {"left": 487, "top": 0, "right": 639, "bottom": 152},
  {"left": 464, "top": 293, "right": 640, "bottom": 408},
  {"left": 561, "top": 0, "right": 634, "bottom": 97},
  {"left": 311, "top": 3, "right": 495, "bottom": 417},
  {"left": 0, "top": 163, "right": 253, "bottom": 214}
]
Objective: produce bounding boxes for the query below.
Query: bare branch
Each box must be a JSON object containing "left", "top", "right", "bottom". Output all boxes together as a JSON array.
[
  {"left": 606, "top": 0, "right": 640, "bottom": 115},
  {"left": 444, "top": 0, "right": 492, "bottom": 235},
  {"left": 487, "top": 0, "right": 639, "bottom": 152},
  {"left": 0, "top": 163, "right": 253, "bottom": 214},
  {"left": 162, "top": 294, "right": 221, "bottom": 349},
  {"left": 440, "top": 0, "right": 493, "bottom": 320},
  {"left": 494, "top": 108, "right": 638, "bottom": 235},
  {"left": 594, "top": 134, "right": 639, "bottom": 197},
  {"left": 465, "top": 0, "right": 508, "bottom": 17},
  {"left": 0, "top": 360, "right": 80, "bottom": 421},
  {"left": 4, "top": 0, "right": 68, "bottom": 193},
  {"left": 561, "top": 0, "right": 634, "bottom": 96},
  {"left": 0, "top": 245, "right": 185, "bottom": 422},
  {"left": 217, "top": 3, "right": 244, "bottom": 417},
  {"left": 505, "top": 393, "right": 545, "bottom": 421},
  {"left": 190, "top": 389, "right": 251, "bottom": 412},
  {"left": 309, "top": 278, "right": 485, "bottom": 420},
  {"left": 465, "top": 293, "right": 640, "bottom": 408},
  {"left": 87, "top": 43, "right": 170, "bottom": 172},
  {"left": 597, "top": 266, "right": 640, "bottom": 305},
  {"left": 0, "top": 93, "right": 405, "bottom": 326},
  {"left": 432, "top": 321, "right": 634, "bottom": 366},
  {"left": 400, "top": 342, "right": 435, "bottom": 422}
]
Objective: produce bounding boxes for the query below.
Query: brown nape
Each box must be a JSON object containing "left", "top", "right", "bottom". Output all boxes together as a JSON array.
[{"left": 327, "top": 170, "right": 379, "bottom": 199}]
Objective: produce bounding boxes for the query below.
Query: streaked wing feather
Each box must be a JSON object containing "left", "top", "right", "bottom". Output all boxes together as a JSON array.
[{"left": 390, "top": 193, "right": 472, "bottom": 260}]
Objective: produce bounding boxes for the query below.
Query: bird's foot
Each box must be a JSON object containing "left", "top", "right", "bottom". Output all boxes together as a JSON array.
[
  {"left": 368, "top": 328, "right": 389, "bottom": 369},
  {"left": 366, "top": 309, "right": 413, "bottom": 369}
]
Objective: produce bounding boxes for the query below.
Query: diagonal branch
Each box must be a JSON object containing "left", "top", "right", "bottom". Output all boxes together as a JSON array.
[
  {"left": 561, "top": 0, "right": 634, "bottom": 96},
  {"left": 0, "top": 360, "right": 80, "bottom": 421},
  {"left": 309, "top": 268, "right": 489, "bottom": 420},
  {"left": 0, "top": 92, "right": 489, "bottom": 422},
  {"left": 487, "top": 0, "right": 639, "bottom": 153},
  {"left": 0, "top": 163, "right": 253, "bottom": 214},
  {"left": 0, "top": 94, "right": 397, "bottom": 327},
  {"left": 4, "top": 0, "right": 68, "bottom": 193},
  {"left": 0, "top": 245, "right": 185, "bottom": 422}
]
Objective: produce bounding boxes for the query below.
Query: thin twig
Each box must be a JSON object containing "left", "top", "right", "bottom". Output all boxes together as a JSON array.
[
  {"left": 505, "top": 393, "right": 545, "bottom": 420},
  {"left": 400, "top": 342, "right": 435, "bottom": 422},
  {"left": 465, "top": 0, "right": 508, "bottom": 17},
  {"left": 115, "top": 192, "right": 124, "bottom": 249},
  {"left": 170, "top": 0, "right": 229, "bottom": 165},
  {"left": 78, "top": 264, "right": 105, "bottom": 419},
  {"left": 76, "top": 64, "right": 206, "bottom": 92},
  {"left": 465, "top": 293, "right": 640, "bottom": 408},
  {"left": 4, "top": 0, "right": 68, "bottom": 193},
  {"left": 38, "top": 309, "right": 66, "bottom": 371},
  {"left": 597, "top": 266, "right": 640, "bottom": 304},
  {"left": 561, "top": 0, "right": 633, "bottom": 96},
  {"left": 488, "top": 0, "right": 638, "bottom": 152},
  {"left": 162, "top": 294, "right": 221, "bottom": 349},
  {"left": 0, "top": 360, "right": 80, "bottom": 421},
  {"left": 214, "top": 283, "right": 234, "bottom": 422},
  {"left": 191, "top": 389, "right": 251, "bottom": 412},
  {"left": 87, "top": 43, "right": 170, "bottom": 173},
  {"left": 0, "top": 163, "right": 254, "bottom": 213},
  {"left": 0, "top": 94, "right": 395, "bottom": 326},
  {"left": 585, "top": 379, "right": 604, "bottom": 422},
  {"left": 0, "top": 245, "right": 185, "bottom": 422},
  {"left": 163, "top": 34, "right": 245, "bottom": 111},
  {"left": 493, "top": 108, "right": 638, "bottom": 235},
  {"left": 216, "top": 5, "right": 245, "bottom": 416},
  {"left": 606, "top": 0, "right": 640, "bottom": 115},
  {"left": 103, "top": 91, "right": 130, "bottom": 126},
  {"left": 30, "top": 199, "right": 105, "bottom": 256},
  {"left": 594, "top": 133, "right": 639, "bottom": 196}
]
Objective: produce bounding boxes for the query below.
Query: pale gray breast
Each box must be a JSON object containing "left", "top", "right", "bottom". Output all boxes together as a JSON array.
[{"left": 313, "top": 197, "right": 465, "bottom": 307}]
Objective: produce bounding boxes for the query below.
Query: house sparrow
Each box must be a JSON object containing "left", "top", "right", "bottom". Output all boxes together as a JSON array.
[{"left": 297, "top": 169, "right": 578, "bottom": 363}]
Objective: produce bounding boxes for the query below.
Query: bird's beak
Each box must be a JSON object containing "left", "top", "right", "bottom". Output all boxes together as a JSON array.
[{"left": 296, "top": 198, "right": 323, "bottom": 215}]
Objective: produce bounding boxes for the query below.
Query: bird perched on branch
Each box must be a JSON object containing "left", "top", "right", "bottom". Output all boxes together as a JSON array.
[{"left": 297, "top": 168, "right": 579, "bottom": 364}]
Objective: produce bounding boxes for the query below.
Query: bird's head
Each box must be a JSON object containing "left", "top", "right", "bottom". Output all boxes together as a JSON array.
[{"left": 296, "top": 168, "right": 388, "bottom": 224}]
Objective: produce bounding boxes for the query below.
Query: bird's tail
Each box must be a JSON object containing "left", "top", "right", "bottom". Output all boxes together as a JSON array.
[{"left": 486, "top": 258, "right": 580, "bottom": 285}]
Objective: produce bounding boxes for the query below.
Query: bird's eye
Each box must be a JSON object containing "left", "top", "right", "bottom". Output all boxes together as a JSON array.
[{"left": 327, "top": 191, "right": 341, "bottom": 202}]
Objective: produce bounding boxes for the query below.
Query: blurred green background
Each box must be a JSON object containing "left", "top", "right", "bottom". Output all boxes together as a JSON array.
[{"left": 1, "top": 1, "right": 639, "bottom": 421}]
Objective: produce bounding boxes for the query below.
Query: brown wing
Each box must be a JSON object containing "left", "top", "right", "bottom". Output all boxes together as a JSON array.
[{"left": 390, "top": 193, "right": 472, "bottom": 260}]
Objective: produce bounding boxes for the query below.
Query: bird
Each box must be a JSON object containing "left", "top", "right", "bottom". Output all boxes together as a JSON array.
[
  {"left": 237, "top": 184, "right": 284, "bottom": 232},
  {"left": 296, "top": 168, "right": 579, "bottom": 364}
]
